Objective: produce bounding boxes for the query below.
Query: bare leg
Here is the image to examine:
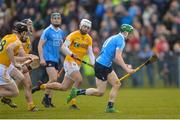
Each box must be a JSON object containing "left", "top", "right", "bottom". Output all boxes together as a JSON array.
[
  {"left": 0, "top": 82, "right": 19, "bottom": 97},
  {"left": 9, "top": 67, "right": 24, "bottom": 84},
  {"left": 105, "top": 70, "right": 121, "bottom": 112},
  {"left": 21, "top": 72, "right": 38, "bottom": 111},
  {"left": 45, "top": 67, "right": 57, "bottom": 98},
  {"left": 86, "top": 78, "right": 107, "bottom": 96},
  {"left": 70, "top": 71, "right": 83, "bottom": 88},
  {"left": 45, "top": 76, "right": 73, "bottom": 91},
  {"left": 107, "top": 71, "right": 121, "bottom": 103},
  {"left": 22, "top": 73, "right": 33, "bottom": 103}
]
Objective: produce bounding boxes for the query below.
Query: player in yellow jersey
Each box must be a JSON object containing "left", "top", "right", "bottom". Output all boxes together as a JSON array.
[
  {"left": 20, "top": 19, "right": 39, "bottom": 111},
  {"left": 0, "top": 22, "right": 31, "bottom": 108},
  {"left": 11, "top": 19, "right": 38, "bottom": 111},
  {"left": 2, "top": 19, "right": 39, "bottom": 111},
  {"left": 32, "top": 19, "right": 95, "bottom": 109}
]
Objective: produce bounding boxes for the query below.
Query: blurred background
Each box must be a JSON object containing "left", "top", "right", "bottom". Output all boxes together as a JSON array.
[{"left": 0, "top": 0, "right": 180, "bottom": 88}]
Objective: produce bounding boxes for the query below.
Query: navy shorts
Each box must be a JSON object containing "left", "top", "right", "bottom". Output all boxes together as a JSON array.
[
  {"left": 46, "top": 61, "right": 59, "bottom": 70},
  {"left": 94, "top": 62, "right": 112, "bottom": 81}
]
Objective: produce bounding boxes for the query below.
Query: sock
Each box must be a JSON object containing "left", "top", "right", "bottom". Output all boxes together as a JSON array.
[
  {"left": 77, "top": 89, "right": 86, "bottom": 95},
  {"left": 70, "top": 98, "right": 77, "bottom": 105},
  {"left": 40, "top": 84, "right": 46, "bottom": 89},
  {"left": 45, "top": 94, "right": 49, "bottom": 99},
  {"left": 49, "top": 97, "right": 52, "bottom": 103},
  {"left": 107, "top": 102, "right": 114, "bottom": 108},
  {"left": 28, "top": 102, "right": 35, "bottom": 110}
]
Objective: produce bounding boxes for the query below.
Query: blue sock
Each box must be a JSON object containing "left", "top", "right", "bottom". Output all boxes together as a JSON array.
[
  {"left": 77, "top": 89, "right": 86, "bottom": 95},
  {"left": 45, "top": 94, "right": 49, "bottom": 99},
  {"left": 108, "top": 102, "right": 114, "bottom": 108}
]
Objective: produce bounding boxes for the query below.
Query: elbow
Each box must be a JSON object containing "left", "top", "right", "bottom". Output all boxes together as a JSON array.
[
  {"left": 91, "top": 58, "right": 95, "bottom": 65},
  {"left": 88, "top": 53, "right": 95, "bottom": 65},
  {"left": 61, "top": 44, "right": 66, "bottom": 51},
  {"left": 38, "top": 43, "right": 42, "bottom": 50},
  {"left": 38, "top": 40, "right": 44, "bottom": 50}
]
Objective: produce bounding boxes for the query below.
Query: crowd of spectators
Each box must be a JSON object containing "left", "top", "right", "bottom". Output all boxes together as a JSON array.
[{"left": 0, "top": 0, "right": 180, "bottom": 87}]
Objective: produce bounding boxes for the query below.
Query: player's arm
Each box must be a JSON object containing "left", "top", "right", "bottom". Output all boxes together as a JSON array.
[
  {"left": 87, "top": 46, "right": 95, "bottom": 65},
  {"left": 61, "top": 39, "right": 74, "bottom": 56},
  {"left": 15, "top": 46, "right": 31, "bottom": 63},
  {"left": 38, "top": 29, "right": 48, "bottom": 66},
  {"left": 114, "top": 49, "right": 135, "bottom": 74},
  {"left": 38, "top": 39, "right": 45, "bottom": 60},
  {"left": 6, "top": 41, "right": 21, "bottom": 65}
]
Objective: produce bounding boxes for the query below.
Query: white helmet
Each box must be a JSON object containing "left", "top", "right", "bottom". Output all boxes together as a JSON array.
[{"left": 79, "top": 19, "right": 92, "bottom": 29}]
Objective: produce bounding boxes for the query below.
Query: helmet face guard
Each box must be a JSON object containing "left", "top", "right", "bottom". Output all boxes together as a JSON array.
[
  {"left": 120, "top": 24, "right": 134, "bottom": 33},
  {"left": 13, "top": 22, "right": 28, "bottom": 33},
  {"left": 13, "top": 22, "right": 28, "bottom": 42},
  {"left": 21, "top": 19, "right": 33, "bottom": 34}
]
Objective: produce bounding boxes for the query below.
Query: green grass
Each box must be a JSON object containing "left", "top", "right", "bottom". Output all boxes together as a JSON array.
[{"left": 0, "top": 88, "right": 180, "bottom": 119}]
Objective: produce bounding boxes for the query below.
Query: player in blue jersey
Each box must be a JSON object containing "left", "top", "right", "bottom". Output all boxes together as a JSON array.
[
  {"left": 66, "top": 24, "right": 136, "bottom": 112},
  {"left": 38, "top": 12, "right": 65, "bottom": 108}
]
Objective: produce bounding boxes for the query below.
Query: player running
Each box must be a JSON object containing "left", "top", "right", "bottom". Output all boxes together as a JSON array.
[{"left": 66, "top": 24, "right": 136, "bottom": 112}]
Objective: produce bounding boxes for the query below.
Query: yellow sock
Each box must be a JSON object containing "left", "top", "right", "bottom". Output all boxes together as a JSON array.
[
  {"left": 70, "top": 98, "right": 77, "bottom": 105},
  {"left": 27, "top": 103, "right": 35, "bottom": 110},
  {"left": 40, "top": 84, "right": 46, "bottom": 89}
]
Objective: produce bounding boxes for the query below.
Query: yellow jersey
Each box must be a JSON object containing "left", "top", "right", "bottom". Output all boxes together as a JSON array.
[
  {"left": 23, "top": 36, "right": 31, "bottom": 54},
  {"left": 65, "top": 30, "right": 92, "bottom": 65},
  {"left": 0, "top": 34, "right": 22, "bottom": 67}
]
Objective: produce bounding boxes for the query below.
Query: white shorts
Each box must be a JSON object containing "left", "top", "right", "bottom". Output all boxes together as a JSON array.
[
  {"left": 0, "top": 64, "right": 14, "bottom": 85},
  {"left": 63, "top": 61, "right": 80, "bottom": 77}
]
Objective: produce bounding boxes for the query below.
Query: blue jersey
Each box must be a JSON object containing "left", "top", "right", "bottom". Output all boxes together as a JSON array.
[
  {"left": 96, "top": 33, "right": 125, "bottom": 67},
  {"left": 40, "top": 24, "right": 64, "bottom": 63}
]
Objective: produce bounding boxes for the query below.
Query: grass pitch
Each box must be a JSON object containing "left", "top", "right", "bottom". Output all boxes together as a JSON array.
[{"left": 0, "top": 88, "right": 180, "bottom": 119}]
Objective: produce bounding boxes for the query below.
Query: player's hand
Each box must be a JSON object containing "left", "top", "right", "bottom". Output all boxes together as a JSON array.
[
  {"left": 25, "top": 56, "right": 32, "bottom": 61},
  {"left": 40, "top": 59, "right": 46, "bottom": 66},
  {"left": 71, "top": 53, "right": 78, "bottom": 59},
  {"left": 126, "top": 64, "right": 132, "bottom": 69},
  {"left": 14, "top": 62, "right": 22, "bottom": 70},
  {"left": 126, "top": 68, "right": 136, "bottom": 74},
  {"left": 28, "top": 54, "right": 38, "bottom": 61}
]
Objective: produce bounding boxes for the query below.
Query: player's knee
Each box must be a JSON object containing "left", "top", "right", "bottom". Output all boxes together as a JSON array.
[
  {"left": 73, "top": 75, "right": 82, "bottom": 82},
  {"left": 113, "top": 81, "right": 121, "bottom": 88},
  {"left": 29, "top": 84, "right": 32, "bottom": 89},
  {"left": 20, "top": 75, "right": 25, "bottom": 81},
  {"left": 116, "top": 83, "right": 121, "bottom": 88},
  {"left": 12, "top": 89, "right": 19, "bottom": 97},
  {"left": 77, "top": 77, "right": 83, "bottom": 83},
  {"left": 73, "top": 77, "right": 82, "bottom": 86},
  {"left": 77, "top": 79, "right": 82, "bottom": 84}
]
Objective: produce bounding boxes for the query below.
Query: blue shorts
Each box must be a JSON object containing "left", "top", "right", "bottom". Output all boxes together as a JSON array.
[
  {"left": 46, "top": 61, "right": 59, "bottom": 70},
  {"left": 94, "top": 62, "right": 112, "bottom": 81}
]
